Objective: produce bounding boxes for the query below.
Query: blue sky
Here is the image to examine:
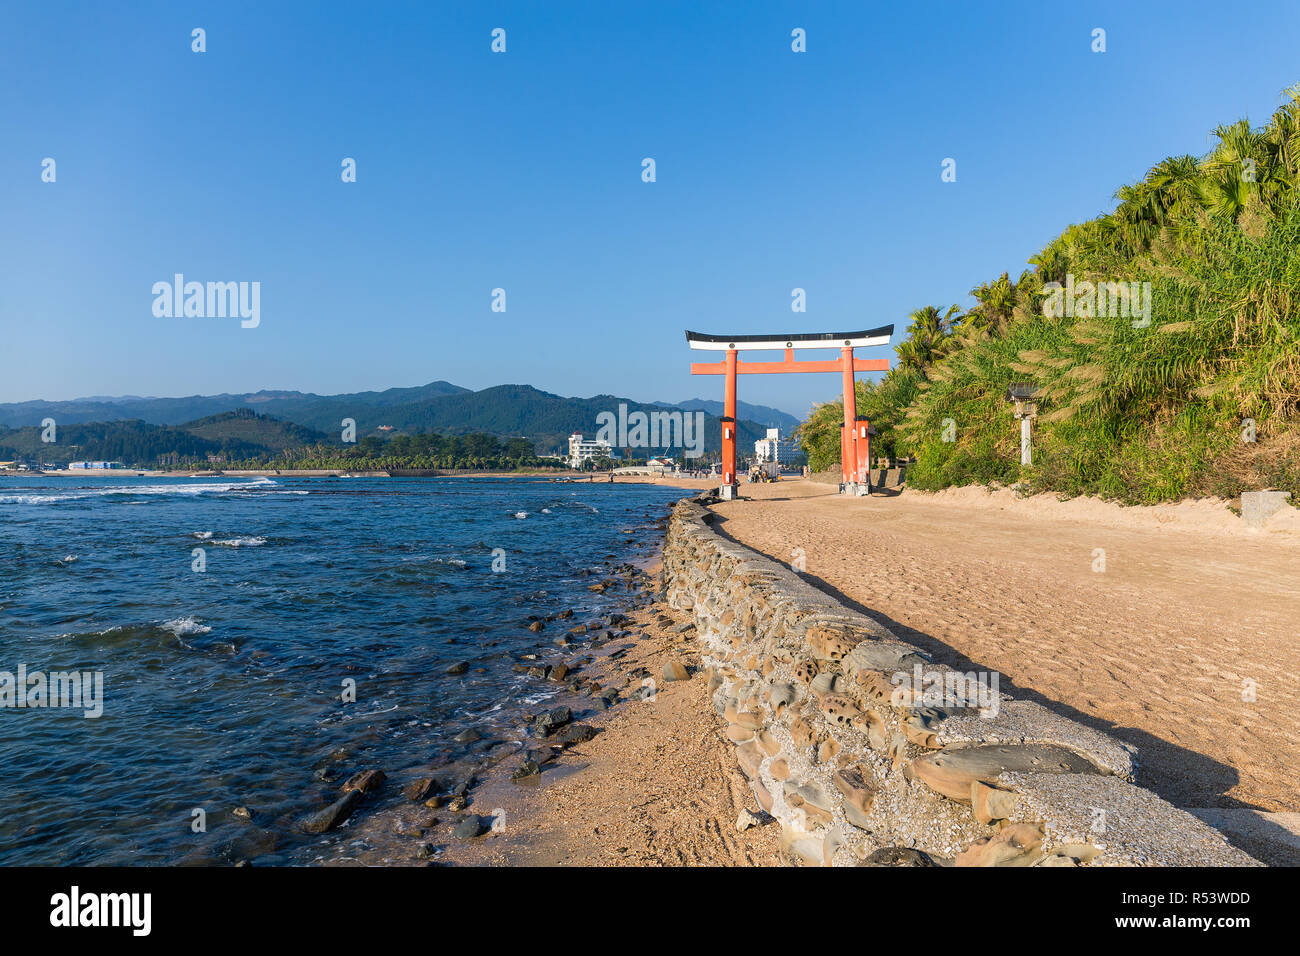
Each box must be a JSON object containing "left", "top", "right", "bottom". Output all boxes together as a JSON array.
[{"left": 3, "top": 0, "right": 1299, "bottom": 418}]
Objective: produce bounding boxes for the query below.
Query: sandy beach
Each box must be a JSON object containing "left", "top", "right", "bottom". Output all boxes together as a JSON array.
[{"left": 707, "top": 479, "right": 1300, "bottom": 817}]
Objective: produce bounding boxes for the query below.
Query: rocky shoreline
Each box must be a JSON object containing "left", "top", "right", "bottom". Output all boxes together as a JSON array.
[{"left": 196, "top": 490, "right": 1264, "bottom": 867}]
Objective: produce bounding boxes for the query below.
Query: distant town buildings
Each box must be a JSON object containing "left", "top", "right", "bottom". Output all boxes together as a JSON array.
[
  {"left": 646, "top": 456, "right": 676, "bottom": 474},
  {"left": 753, "top": 428, "right": 798, "bottom": 464},
  {"left": 68, "top": 461, "right": 126, "bottom": 470},
  {"left": 567, "top": 433, "right": 618, "bottom": 469}
]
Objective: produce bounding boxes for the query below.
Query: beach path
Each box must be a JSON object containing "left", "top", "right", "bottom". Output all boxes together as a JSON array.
[{"left": 708, "top": 480, "right": 1300, "bottom": 817}]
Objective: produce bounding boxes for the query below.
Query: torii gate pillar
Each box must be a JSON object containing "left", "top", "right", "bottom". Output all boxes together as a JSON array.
[{"left": 685, "top": 327, "right": 893, "bottom": 499}]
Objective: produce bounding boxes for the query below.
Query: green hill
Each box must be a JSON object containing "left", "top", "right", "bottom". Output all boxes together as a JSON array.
[
  {"left": 798, "top": 83, "right": 1300, "bottom": 504},
  {"left": 179, "top": 409, "right": 331, "bottom": 454},
  {"left": 0, "top": 411, "right": 331, "bottom": 467}
]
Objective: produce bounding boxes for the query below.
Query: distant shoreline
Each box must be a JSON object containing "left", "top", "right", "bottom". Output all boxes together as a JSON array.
[{"left": 1, "top": 467, "right": 720, "bottom": 492}]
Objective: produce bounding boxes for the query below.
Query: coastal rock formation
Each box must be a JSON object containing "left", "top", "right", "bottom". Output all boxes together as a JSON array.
[{"left": 661, "top": 497, "right": 1257, "bottom": 868}]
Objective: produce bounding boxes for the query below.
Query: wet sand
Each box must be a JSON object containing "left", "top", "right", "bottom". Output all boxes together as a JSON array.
[
  {"left": 434, "top": 600, "right": 781, "bottom": 866},
  {"left": 329, "top": 594, "right": 781, "bottom": 867}
]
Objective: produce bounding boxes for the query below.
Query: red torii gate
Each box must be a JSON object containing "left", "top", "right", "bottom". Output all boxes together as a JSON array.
[{"left": 686, "top": 327, "right": 894, "bottom": 498}]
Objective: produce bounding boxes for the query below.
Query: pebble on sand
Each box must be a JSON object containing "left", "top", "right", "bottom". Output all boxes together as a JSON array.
[{"left": 662, "top": 661, "right": 690, "bottom": 682}]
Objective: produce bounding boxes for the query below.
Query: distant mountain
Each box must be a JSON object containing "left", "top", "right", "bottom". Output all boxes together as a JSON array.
[
  {"left": 0, "top": 381, "right": 469, "bottom": 429},
  {"left": 664, "top": 398, "right": 802, "bottom": 433},
  {"left": 0, "top": 382, "right": 774, "bottom": 457}
]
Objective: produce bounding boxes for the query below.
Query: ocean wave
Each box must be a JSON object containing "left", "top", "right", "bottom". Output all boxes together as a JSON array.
[
  {"left": 0, "top": 478, "right": 284, "bottom": 505},
  {"left": 56, "top": 618, "right": 209, "bottom": 647},
  {"left": 160, "top": 616, "right": 213, "bottom": 637},
  {"left": 211, "top": 536, "right": 267, "bottom": 547}
]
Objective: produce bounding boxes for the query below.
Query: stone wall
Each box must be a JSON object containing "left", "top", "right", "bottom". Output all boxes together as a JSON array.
[{"left": 662, "top": 498, "right": 1257, "bottom": 867}]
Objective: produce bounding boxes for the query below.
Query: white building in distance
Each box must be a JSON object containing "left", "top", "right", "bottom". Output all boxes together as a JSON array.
[
  {"left": 754, "top": 428, "right": 798, "bottom": 464},
  {"left": 568, "top": 433, "right": 617, "bottom": 469}
]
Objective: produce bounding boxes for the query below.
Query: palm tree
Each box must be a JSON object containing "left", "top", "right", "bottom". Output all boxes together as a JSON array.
[
  {"left": 896, "top": 304, "right": 959, "bottom": 370},
  {"left": 968, "top": 273, "right": 1017, "bottom": 333}
]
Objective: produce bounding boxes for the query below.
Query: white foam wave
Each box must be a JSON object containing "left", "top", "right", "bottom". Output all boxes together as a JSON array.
[
  {"left": 0, "top": 477, "right": 284, "bottom": 505},
  {"left": 160, "top": 616, "right": 212, "bottom": 637}
]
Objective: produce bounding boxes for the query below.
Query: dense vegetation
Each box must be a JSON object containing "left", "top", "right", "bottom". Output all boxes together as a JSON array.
[
  {"left": 0, "top": 418, "right": 271, "bottom": 466},
  {"left": 797, "top": 86, "right": 1300, "bottom": 503},
  {"left": 278, "top": 431, "right": 557, "bottom": 471},
  {"left": 0, "top": 412, "right": 557, "bottom": 471}
]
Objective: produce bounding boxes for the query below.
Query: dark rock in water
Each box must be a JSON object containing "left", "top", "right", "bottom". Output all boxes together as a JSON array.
[
  {"left": 525, "top": 747, "right": 556, "bottom": 766},
  {"left": 556, "top": 723, "right": 597, "bottom": 747},
  {"left": 453, "top": 729, "right": 483, "bottom": 744},
  {"left": 550, "top": 663, "right": 570, "bottom": 682},
  {"left": 444, "top": 661, "right": 469, "bottom": 676},
  {"left": 600, "top": 688, "right": 620, "bottom": 705},
  {"left": 232, "top": 806, "right": 253, "bottom": 821},
  {"left": 558, "top": 609, "right": 574, "bottom": 619},
  {"left": 453, "top": 815, "right": 487, "bottom": 839},
  {"left": 528, "top": 620, "right": 545, "bottom": 633},
  {"left": 534, "top": 706, "right": 572, "bottom": 737},
  {"left": 861, "top": 847, "right": 939, "bottom": 867},
  {"left": 404, "top": 777, "right": 438, "bottom": 801},
  {"left": 511, "top": 760, "right": 542, "bottom": 783},
  {"left": 447, "top": 795, "right": 468, "bottom": 812},
  {"left": 342, "top": 769, "right": 386, "bottom": 795},
  {"left": 298, "top": 791, "right": 361, "bottom": 834},
  {"left": 419, "top": 842, "right": 440, "bottom": 859}
]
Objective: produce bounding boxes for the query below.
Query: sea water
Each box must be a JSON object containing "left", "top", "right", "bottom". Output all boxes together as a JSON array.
[{"left": 0, "top": 475, "right": 689, "bottom": 864}]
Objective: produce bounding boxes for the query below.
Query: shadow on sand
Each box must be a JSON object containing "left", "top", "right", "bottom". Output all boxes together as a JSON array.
[{"left": 707, "top": 514, "right": 1297, "bottom": 866}]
